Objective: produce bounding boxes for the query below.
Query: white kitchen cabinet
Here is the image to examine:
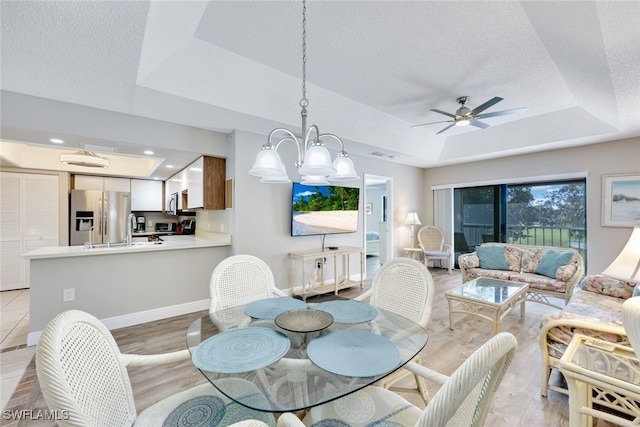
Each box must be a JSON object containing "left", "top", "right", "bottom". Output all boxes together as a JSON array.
[
  {"left": 185, "top": 156, "right": 226, "bottom": 210},
  {"left": 74, "top": 175, "right": 130, "bottom": 192},
  {"left": 131, "top": 179, "right": 163, "bottom": 211},
  {"left": 0, "top": 172, "right": 59, "bottom": 290},
  {"left": 186, "top": 157, "right": 204, "bottom": 209},
  {"left": 164, "top": 156, "right": 225, "bottom": 211}
]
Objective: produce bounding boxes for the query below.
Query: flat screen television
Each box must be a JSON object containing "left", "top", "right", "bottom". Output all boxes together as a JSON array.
[{"left": 291, "top": 183, "right": 360, "bottom": 237}]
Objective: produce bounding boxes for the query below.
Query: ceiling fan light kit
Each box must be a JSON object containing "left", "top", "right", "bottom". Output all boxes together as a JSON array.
[
  {"left": 60, "top": 150, "right": 109, "bottom": 168},
  {"left": 249, "top": 0, "right": 359, "bottom": 184},
  {"left": 412, "top": 95, "right": 526, "bottom": 134}
]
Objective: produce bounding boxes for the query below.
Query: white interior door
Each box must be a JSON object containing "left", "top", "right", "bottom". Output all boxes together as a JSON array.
[{"left": 0, "top": 172, "right": 59, "bottom": 290}]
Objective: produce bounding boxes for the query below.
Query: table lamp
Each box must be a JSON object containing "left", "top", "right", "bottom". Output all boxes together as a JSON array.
[
  {"left": 405, "top": 212, "right": 421, "bottom": 249},
  {"left": 603, "top": 226, "right": 640, "bottom": 359},
  {"left": 603, "top": 226, "right": 640, "bottom": 282}
]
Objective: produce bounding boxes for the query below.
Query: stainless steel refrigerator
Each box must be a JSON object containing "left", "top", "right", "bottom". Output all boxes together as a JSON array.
[{"left": 70, "top": 190, "right": 131, "bottom": 246}]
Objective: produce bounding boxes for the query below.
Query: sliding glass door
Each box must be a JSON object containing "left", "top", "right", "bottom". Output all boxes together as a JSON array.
[{"left": 453, "top": 179, "right": 586, "bottom": 263}]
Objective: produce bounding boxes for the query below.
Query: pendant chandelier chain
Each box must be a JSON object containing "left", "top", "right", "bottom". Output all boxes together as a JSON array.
[
  {"left": 249, "top": 0, "right": 359, "bottom": 184},
  {"left": 299, "top": 0, "right": 308, "bottom": 110}
]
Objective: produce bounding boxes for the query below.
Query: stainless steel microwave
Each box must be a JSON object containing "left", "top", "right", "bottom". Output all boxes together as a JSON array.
[{"left": 167, "top": 192, "right": 178, "bottom": 216}]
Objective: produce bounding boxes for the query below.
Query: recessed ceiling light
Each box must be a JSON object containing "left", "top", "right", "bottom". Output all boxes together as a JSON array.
[
  {"left": 144, "top": 150, "right": 154, "bottom": 155},
  {"left": 166, "top": 165, "right": 174, "bottom": 169},
  {"left": 153, "top": 177, "right": 160, "bottom": 180},
  {"left": 50, "top": 138, "right": 64, "bottom": 144}
]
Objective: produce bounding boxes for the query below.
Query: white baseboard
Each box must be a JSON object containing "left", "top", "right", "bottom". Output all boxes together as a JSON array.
[{"left": 27, "top": 299, "right": 210, "bottom": 346}]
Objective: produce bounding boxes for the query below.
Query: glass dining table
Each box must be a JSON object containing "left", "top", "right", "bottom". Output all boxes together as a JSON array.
[{"left": 186, "top": 297, "right": 429, "bottom": 414}]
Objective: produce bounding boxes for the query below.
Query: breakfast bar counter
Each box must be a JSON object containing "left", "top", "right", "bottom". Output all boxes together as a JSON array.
[
  {"left": 23, "top": 232, "right": 232, "bottom": 345},
  {"left": 23, "top": 233, "right": 231, "bottom": 260}
]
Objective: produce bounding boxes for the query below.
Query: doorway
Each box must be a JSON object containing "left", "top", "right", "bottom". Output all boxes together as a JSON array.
[{"left": 364, "top": 174, "right": 393, "bottom": 278}]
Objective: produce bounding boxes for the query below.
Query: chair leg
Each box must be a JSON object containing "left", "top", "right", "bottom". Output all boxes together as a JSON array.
[{"left": 415, "top": 373, "right": 431, "bottom": 405}]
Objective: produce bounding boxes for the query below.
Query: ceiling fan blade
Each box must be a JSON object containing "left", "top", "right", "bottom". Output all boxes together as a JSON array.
[
  {"left": 410, "top": 119, "right": 454, "bottom": 128},
  {"left": 470, "top": 97, "right": 503, "bottom": 115},
  {"left": 431, "top": 108, "right": 458, "bottom": 119},
  {"left": 475, "top": 107, "right": 526, "bottom": 119},
  {"left": 436, "top": 123, "right": 456, "bottom": 135},
  {"left": 469, "top": 120, "right": 490, "bottom": 129}
]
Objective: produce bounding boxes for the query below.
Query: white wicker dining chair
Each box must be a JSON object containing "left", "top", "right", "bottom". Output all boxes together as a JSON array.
[
  {"left": 35, "top": 309, "right": 276, "bottom": 427},
  {"left": 417, "top": 225, "right": 452, "bottom": 274},
  {"left": 276, "top": 332, "right": 518, "bottom": 427},
  {"left": 623, "top": 296, "right": 640, "bottom": 359},
  {"left": 354, "top": 257, "right": 435, "bottom": 404},
  {"left": 209, "top": 254, "right": 288, "bottom": 331}
]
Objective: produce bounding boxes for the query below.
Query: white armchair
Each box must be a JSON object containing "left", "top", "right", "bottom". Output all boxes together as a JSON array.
[
  {"left": 35, "top": 309, "right": 275, "bottom": 427},
  {"left": 417, "top": 225, "right": 452, "bottom": 274},
  {"left": 354, "top": 257, "right": 434, "bottom": 404},
  {"left": 209, "top": 254, "right": 288, "bottom": 331},
  {"left": 276, "top": 332, "right": 518, "bottom": 427}
]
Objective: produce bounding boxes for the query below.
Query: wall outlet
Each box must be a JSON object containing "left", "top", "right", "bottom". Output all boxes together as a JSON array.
[
  {"left": 63, "top": 288, "right": 75, "bottom": 302},
  {"left": 147, "top": 220, "right": 152, "bottom": 227}
]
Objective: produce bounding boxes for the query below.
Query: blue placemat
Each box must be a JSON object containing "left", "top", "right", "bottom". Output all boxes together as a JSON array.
[
  {"left": 314, "top": 300, "right": 378, "bottom": 323},
  {"left": 192, "top": 327, "right": 290, "bottom": 373},
  {"left": 243, "top": 297, "right": 307, "bottom": 319},
  {"left": 307, "top": 330, "right": 401, "bottom": 377}
]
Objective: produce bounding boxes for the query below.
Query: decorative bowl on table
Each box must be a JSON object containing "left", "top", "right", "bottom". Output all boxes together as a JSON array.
[{"left": 275, "top": 309, "right": 334, "bottom": 333}]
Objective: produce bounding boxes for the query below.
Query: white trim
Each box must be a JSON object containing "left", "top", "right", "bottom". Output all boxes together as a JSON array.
[
  {"left": 27, "top": 298, "right": 211, "bottom": 346},
  {"left": 430, "top": 171, "right": 588, "bottom": 190}
]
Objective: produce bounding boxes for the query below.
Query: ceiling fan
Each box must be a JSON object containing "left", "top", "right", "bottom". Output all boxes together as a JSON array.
[{"left": 411, "top": 96, "right": 526, "bottom": 135}]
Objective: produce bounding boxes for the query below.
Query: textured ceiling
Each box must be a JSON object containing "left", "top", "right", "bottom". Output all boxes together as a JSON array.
[{"left": 1, "top": 0, "right": 639, "bottom": 177}]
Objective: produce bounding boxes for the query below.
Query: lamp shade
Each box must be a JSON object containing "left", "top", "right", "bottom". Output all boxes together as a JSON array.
[
  {"left": 329, "top": 153, "right": 359, "bottom": 182},
  {"left": 298, "top": 144, "right": 336, "bottom": 176},
  {"left": 249, "top": 147, "right": 288, "bottom": 177},
  {"left": 260, "top": 174, "right": 292, "bottom": 184},
  {"left": 405, "top": 212, "right": 422, "bottom": 225},
  {"left": 602, "top": 226, "right": 640, "bottom": 282},
  {"left": 301, "top": 175, "right": 330, "bottom": 185}
]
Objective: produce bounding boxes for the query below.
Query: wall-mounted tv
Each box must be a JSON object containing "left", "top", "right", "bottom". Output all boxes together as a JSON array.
[{"left": 291, "top": 183, "right": 360, "bottom": 237}]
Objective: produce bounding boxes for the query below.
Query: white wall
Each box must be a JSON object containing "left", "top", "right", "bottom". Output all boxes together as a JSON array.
[
  {"left": 229, "top": 130, "right": 424, "bottom": 289},
  {"left": 423, "top": 137, "right": 640, "bottom": 274}
]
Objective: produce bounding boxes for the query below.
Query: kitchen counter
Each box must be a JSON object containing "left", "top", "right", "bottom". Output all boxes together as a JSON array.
[
  {"left": 25, "top": 231, "right": 232, "bottom": 345},
  {"left": 23, "top": 233, "right": 231, "bottom": 260}
]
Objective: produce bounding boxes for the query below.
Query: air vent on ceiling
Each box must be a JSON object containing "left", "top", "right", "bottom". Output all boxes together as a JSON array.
[{"left": 370, "top": 151, "right": 386, "bottom": 157}]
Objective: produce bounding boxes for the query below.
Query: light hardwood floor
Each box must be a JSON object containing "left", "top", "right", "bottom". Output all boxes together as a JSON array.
[{"left": 5, "top": 267, "right": 583, "bottom": 426}]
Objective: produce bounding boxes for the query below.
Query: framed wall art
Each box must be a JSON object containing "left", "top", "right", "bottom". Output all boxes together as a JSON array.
[{"left": 602, "top": 173, "right": 640, "bottom": 227}]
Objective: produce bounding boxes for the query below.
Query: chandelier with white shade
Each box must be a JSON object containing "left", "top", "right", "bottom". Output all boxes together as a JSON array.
[{"left": 249, "top": 0, "right": 359, "bottom": 185}]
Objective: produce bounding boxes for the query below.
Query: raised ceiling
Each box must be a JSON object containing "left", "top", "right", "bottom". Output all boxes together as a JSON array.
[{"left": 1, "top": 1, "right": 638, "bottom": 179}]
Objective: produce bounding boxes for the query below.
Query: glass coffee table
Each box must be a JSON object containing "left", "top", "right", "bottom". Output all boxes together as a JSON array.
[{"left": 445, "top": 277, "right": 528, "bottom": 335}]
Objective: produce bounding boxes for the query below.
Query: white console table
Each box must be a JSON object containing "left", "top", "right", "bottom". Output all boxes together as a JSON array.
[{"left": 289, "top": 246, "right": 364, "bottom": 300}]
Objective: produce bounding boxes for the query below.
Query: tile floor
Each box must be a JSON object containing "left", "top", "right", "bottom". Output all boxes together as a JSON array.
[{"left": 1, "top": 289, "right": 33, "bottom": 411}]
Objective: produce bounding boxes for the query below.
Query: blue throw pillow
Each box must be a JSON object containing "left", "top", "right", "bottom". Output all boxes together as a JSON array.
[
  {"left": 535, "top": 249, "right": 573, "bottom": 279},
  {"left": 476, "top": 246, "right": 508, "bottom": 270}
]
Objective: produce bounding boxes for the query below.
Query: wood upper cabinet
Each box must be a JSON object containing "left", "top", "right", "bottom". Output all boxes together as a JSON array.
[
  {"left": 130, "top": 179, "right": 163, "bottom": 211},
  {"left": 185, "top": 156, "right": 226, "bottom": 210}
]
